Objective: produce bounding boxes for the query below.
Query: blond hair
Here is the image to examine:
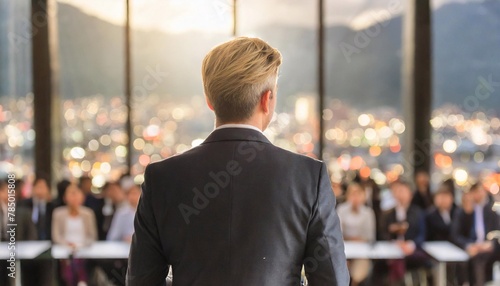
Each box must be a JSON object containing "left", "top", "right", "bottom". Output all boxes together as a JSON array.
[{"left": 202, "top": 37, "right": 282, "bottom": 123}]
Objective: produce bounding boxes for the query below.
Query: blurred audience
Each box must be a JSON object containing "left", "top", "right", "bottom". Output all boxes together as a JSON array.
[
  {"left": 0, "top": 169, "right": 496, "bottom": 286},
  {"left": 52, "top": 183, "right": 97, "bottom": 286},
  {"left": 337, "top": 183, "right": 376, "bottom": 286}
]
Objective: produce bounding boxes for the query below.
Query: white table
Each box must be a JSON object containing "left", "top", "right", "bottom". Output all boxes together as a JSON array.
[
  {"left": 52, "top": 241, "right": 131, "bottom": 259},
  {"left": 344, "top": 241, "right": 404, "bottom": 260},
  {"left": 423, "top": 241, "right": 469, "bottom": 286},
  {"left": 0, "top": 240, "right": 52, "bottom": 259}
]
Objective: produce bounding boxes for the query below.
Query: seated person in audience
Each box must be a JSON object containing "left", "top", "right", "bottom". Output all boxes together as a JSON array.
[
  {"left": 381, "top": 179, "right": 426, "bottom": 282},
  {"left": 337, "top": 182, "right": 376, "bottom": 286},
  {"left": 52, "top": 183, "right": 98, "bottom": 286},
  {"left": 19, "top": 174, "right": 54, "bottom": 286},
  {"left": 452, "top": 191, "right": 475, "bottom": 285},
  {"left": 100, "top": 182, "right": 126, "bottom": 240},
  {"left": 107, "top": 184, "right": 141, "bottom": 242},
  {"left": 411, "top": 170, "right": 433, "bottom": 211},
  {"left": 451, "top": 182, "right": 499, "bottom": 286},
  {"left": 20, "top": 174, "right": 54, "bottom": 241},
  {"left": 426, "top": 185, "right": 456, "bottom": 241}
]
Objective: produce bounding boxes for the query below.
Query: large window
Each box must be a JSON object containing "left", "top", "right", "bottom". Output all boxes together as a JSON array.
[
  {"left": 431, "top": 0, "right": 500, "bottom": 192},
  {"left": 324, "top": 0, "right": 404, "bottom": 185},
  {"left": 238, "top": 0, "right": 319, "bottom": 157},
  {"left": 0, "top": 0, "right": 34, "bottom": 182},
  {"left": 57, "top": 0, "right": 126, "bottom": 187},
  {"left": 3, "top": 0, "right": 498, "bottom": 195}
]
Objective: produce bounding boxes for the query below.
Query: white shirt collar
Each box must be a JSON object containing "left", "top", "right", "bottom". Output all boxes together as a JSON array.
[
  {"left": 396, "top": 205, "right": 407, "bottom": 222},
  {"left": 216, "top": 124, "right": 263, "bottom": 133}
]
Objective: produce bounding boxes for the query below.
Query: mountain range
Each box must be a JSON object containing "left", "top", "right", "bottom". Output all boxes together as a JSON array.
[{"left": 1, "top": 0, "right": 499, "bottom": 114}]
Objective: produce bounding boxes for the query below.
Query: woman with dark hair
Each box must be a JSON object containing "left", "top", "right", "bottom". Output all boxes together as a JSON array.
[{"left": 52, "top": 183, "right": 97, "bottom": 286}]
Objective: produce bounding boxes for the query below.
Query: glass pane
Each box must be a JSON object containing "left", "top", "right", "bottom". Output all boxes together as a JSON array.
[
  {"left": 57, "top": 0, "right": 126, "bottom": 187},
  {"left": 0, "top": 0, "right": 34, "bottom": 181},
  {"left": 431, "top": 0, "right": 500, "bottom": 193},
  {"left": 130, "top": 0, "right": 232, "bottom": 181},
  {"left": 325, "top": 0, "right": 404, "bottom": 186},
  {"left": 238, "top": 0, "right": 319, "bottom": 157}
]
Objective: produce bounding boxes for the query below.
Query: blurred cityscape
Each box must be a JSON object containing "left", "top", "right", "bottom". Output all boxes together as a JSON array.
[
  {"left": 1, "top": 93, "right": 499, "bottom": 196},
  {"left": 1, "top": 0, "right": 499, "bottom": 197}
]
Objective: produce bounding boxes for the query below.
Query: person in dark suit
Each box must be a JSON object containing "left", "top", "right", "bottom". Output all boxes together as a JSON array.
[
  {"left": 20, "top": 175, "right": 54, "bottom": 240},
  {"left": 451, "top": 190, "right": 475, "bottom": 284},
  {"left": 411, "top": 170, "right": 433, "bottom": 211},
  {"left": 452, "top": 183, "right": 499, "bottom": 286},
  {"left": 126, "top": 37, "right": 349, "bottom": 286},
  {"left": 379, "top": 180, "right": 427, "bottom": 284},
  {"left": 426, "top": 186, "right": 456, "bottom": 241},
  {"left": 18, "top": 175, "right": 54, "bottom": 286}
]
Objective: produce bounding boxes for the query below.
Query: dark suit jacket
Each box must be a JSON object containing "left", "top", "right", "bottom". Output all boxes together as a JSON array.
[
  {"left": 16, "top": 206, "right": 37, "bottom": 241},
  {"left": 84, "top": 195, "right": 106, "bottom": 240},
  {"left": 451, "top": 201, "right": 500, "bottom": 249},
  {"left": 411, "top": 189, "right": 433, "bottom": 211},
  {"left": 19, "top": 198, "right": 54, "bottom": 241},
  {"left": 127, "top": 128, "right": 349, "bottom": 286},
  {"left": 381, "top": 205, "right": 425, "bottom": 247},
  {"left": 425, "top": 207, "right": 456, "bottom": 241}
]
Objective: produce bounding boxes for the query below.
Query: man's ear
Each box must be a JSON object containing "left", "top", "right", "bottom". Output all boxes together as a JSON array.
[
  {"left": 205, "top": 95, "right": 214, "bottom": 111},
  {"left": 259, "top": 90, "right": 272, "bottom": 114}
]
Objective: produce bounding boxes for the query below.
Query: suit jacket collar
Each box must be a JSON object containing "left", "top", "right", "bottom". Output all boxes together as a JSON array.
[{"left": 202, "top": 127, "right": 272, "bottom": 145}]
